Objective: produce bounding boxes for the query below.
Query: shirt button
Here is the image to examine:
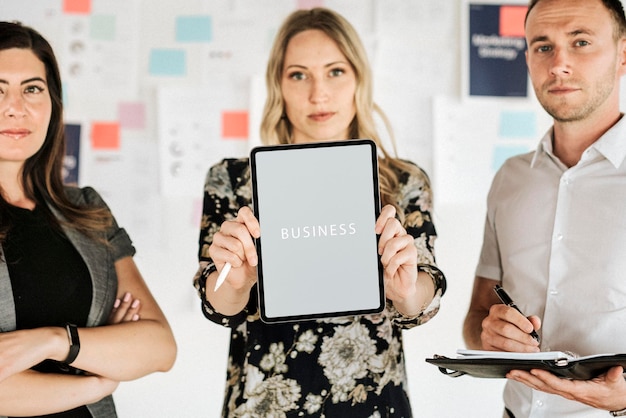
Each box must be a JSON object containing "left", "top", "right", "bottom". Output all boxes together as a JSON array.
[
  {"left": 556, "top": 234, "right": 564, "bottom": 241},
  {"left": 536, "top": 400, "right": 544, "bottom": 407},
  {"left": 549, "top": 289, "right": 559, "bottom": 295}
]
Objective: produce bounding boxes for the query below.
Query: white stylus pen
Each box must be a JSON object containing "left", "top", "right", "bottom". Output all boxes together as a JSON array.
[{"left": 213, "top": 262, "right": 232, "bottom": 291}]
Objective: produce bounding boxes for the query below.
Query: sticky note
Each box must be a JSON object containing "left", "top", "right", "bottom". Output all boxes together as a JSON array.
[
  {"left": 149, "top": 49, "right": 186, "bottom": 76},
  {"left": 62, "top": 82, "right": 69, "bottom": 108},
  {"left": 176, "top": 16, "right": 212, "bottom": 42},
  {"left": 63, "top": 0, "right": 91, "bottom": 14},
  {"left": 90, "top": 15, "right": 116, "bottom": 41},
  {"left": 298, "top": 0, "right": 324, "bottom": 9},
  {"left": 499, "top": 111, "right": 536, "bottom": 138},
  {"left": 499, "top": 6, "right": 527, "bottom": 38},
  {"left": 91, "top": 122, "right": 120, "bottom": 150},
  {"left": 492, "top": 145, "right": 530, "bottom": 170},
  {"left": 118, "top": 102, "right": 146, "bottom": 130},
  {"left": 222, "top": 111, "right": 249, "bottom": 139},
  {"left": 191, "top": 198, "right": 203, "bottom": 227}
]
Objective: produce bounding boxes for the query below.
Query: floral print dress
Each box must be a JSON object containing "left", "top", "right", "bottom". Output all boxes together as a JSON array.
[{"left": 194, "top": 158, "right": 446, "bottom": 418}]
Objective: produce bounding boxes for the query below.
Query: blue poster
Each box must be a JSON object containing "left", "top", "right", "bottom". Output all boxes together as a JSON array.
[
  {"left": 64, "top": 123, "right": 81, "bottom": 185},
  {"left": 469, "top": 4, "right": 528, "bottom": 97}
]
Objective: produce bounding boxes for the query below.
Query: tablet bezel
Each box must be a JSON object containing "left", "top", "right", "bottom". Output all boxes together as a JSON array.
[{"left": 250, "top": 139, "right": 384, "bottom": 323}]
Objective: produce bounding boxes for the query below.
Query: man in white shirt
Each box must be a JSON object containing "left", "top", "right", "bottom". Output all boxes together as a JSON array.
[{"left": 463, "top": 0, "right": 626, "bottom": 416}]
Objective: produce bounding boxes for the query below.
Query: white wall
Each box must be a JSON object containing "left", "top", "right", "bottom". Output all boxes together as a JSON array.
[{"left": 4, "top": 0, "right": 597, "bottom": 416}]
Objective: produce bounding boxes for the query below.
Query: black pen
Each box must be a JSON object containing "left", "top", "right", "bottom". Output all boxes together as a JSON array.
[{"left": 493, "top": 284, "right": 541, "bottom": 343}]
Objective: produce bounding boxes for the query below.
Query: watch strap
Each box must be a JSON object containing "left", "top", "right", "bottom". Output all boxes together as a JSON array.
[
  {"left": 610, "top": 407, "right": 626, "bottom": 417},
  {"left": 64, "top": 323, "right": 80, "bottom": 365}
]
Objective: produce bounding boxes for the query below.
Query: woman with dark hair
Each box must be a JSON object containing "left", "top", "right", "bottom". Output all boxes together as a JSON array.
[
  {"left": 0, "top": 21, "right": 176, "bottom": 417},
  {"left": 194, "top": 8, "right": 446, "bottom": 417}
]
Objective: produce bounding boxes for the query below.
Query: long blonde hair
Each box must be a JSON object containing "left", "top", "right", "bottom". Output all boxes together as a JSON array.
[{"left": 260, "top": 8, "right": 430, "bottom": 215}]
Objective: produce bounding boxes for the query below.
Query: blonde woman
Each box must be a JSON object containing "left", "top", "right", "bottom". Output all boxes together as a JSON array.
[{"left": 194, "top": 8, "right": 445, "bottom": 417}]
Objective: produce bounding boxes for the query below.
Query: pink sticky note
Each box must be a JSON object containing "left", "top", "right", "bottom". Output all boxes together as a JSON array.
[
  {"left": 191, "top": 197, "right": 203, "bottom": 227},
  {"left": 91, "top": 122, "right": 120, "bottom": 150},
  {"left": 499, "top": 6, "right": 527, "bottom": 38},
  {"left": 221, "top": 111, "right": 249, "bottom": 139},
  {"left": 118, "top": 102, "right": 146, "bottom": 130},
  {"left": 297, "top": 0, "right": 324, "bottom": 9},
  {"left": 63, "top": 0, "right": 91, "bottom": 14}
]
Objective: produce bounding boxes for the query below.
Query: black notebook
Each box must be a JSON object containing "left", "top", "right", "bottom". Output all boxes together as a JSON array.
[{"left": 426, "top": 350, "right": 626, "bottom": 380}]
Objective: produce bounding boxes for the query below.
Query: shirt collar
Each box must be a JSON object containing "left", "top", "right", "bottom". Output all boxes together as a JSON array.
[
  {"left": 531, "top": 114, "right": 626, "bottom": 169},
  {"left": 530, "top": 128, "right": 556, "bottom": 168}
]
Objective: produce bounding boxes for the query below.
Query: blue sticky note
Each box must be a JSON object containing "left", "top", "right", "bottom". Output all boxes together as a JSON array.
[
  {"left": 499, "top": 111, "right": 537, "bottom": 138},
  {"left": 62, "top": 82, "right": 69, "bottom": 107},
  {"left": 90, "top": 15, "right": 116, "bottom": 41},
  {"left": 176, "top": 16, "right": 212, "bottom": 42},
  {"left": 492, "top": 145, "right": 531, "bottom": 170},
  {"left": 149, "top": 49, "right": 186, "bottom": 76}
]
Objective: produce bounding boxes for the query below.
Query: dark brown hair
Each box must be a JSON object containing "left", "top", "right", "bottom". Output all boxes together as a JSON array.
[
  {"left": 525, "top": 0, "right": 626, "bottom": 40},
  {"left": 0, "top": 21, "right": 111, "bottom": 241}
]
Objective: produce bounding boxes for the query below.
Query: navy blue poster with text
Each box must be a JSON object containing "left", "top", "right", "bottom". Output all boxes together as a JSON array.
[
  {"left": 63, "top": 123, "right": 81, "bottom": 185},
  {"left": 469, "top": 4, "right": 528, "bottom": 97}
]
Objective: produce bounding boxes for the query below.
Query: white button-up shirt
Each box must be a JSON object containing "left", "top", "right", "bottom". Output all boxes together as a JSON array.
[{"left": 476, "top": 115, "right": 626, "bottom": 417}]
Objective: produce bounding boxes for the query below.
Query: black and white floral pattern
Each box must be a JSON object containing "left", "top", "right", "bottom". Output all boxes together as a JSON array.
[{"left": 194, "top": 158, "right": 446, "bottom": 417}]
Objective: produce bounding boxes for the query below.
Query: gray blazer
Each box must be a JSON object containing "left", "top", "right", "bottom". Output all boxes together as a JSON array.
[{"left": 0, "top": 187, "right": 135, "bottom": 417}]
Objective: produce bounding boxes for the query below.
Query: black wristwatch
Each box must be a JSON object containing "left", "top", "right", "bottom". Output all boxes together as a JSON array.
[
  {"left": 63, "top": 323, "right": 80, "bottom": 365},
  {"left": 610, "top": 407, "right": 626, "bottom": 417}
]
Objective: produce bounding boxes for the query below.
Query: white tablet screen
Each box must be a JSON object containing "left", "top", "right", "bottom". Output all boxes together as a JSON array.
[{"left": 250, "top": 139, "right": 384, "bottom": 323}]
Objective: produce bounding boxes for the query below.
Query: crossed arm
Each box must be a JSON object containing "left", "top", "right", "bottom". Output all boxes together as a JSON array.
[{"left": 0, "top": 256, "right": 177, "bottom": 416}]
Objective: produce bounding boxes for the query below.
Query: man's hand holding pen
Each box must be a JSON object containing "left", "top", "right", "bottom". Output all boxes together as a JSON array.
[
  {"left": 478, "top": 285, "right": 542, "bottom": 353},
  {"left": 494, "top": 285, "right": 541, "bottom": 343}
]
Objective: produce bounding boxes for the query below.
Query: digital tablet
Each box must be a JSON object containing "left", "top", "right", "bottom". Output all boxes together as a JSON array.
[{"left": 250, "top": 139, "right": 384, "bottom": 323}]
